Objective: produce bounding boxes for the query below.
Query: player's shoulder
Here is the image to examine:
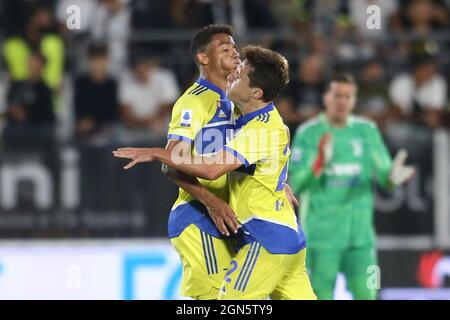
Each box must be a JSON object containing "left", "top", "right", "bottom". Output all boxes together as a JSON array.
[
  {"left": 295, "top": 116, "right": 322, "bottom": 135},
  {"left": 174, "top": 83, "right": 215, "bottom": 109},
  {"left": 350, "top": 115, "right": 378, "bottom": 130},
  {"left": 248, "top": 106, "right": 285, "bottom": 131}
]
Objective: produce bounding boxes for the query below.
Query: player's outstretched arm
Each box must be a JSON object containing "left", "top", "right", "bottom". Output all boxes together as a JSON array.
[
  {"left": 113, "top": 147, "right": 242, "bottom": 180},
  {"left": 388, "top": 149, "right": 415, "bottom": 188},
  {"left": 113, "top": 142, "right": 241, "bottom": 235},
  {"left": 369, "top": 125, "right": 415, "bottom": 189}
]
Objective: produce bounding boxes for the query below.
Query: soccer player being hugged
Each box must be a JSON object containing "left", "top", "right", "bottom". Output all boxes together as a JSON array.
[
  {"left": 288, "top": 74, "right": 415, "bottom": 300},
  {"left": 114, "top": 46, "right": 316, "bottom": 300}
]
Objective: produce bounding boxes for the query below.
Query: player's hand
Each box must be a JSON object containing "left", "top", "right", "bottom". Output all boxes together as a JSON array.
[
  {"left": 312, "top": 133, "right": 333, "bottom": 177},
  {"left": 389, "top": 149, "right": 415, "bottom": 186},
  {"left": 284, "top": 183, "right": 299, "bottom": 210},
  {"left": 113, "top": 147, "right": 157, "bottom": 170},
  {"left": 203, "top": 193, "right": 240, "bottom": 237}
]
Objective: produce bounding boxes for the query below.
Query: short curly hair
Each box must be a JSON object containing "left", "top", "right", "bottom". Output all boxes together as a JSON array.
[
  {"left": 241, "top": 46, "right": 290, "bottom": 102},
  {"left": 189, "top": 24, "right": 234, "bottom": 67}
]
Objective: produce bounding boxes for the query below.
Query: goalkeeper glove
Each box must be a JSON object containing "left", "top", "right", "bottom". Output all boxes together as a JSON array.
[
  {"left": 312, "top": 133, "right": 333, "bottom": 177},
  {"left": 389, "top": 149, "right": 415, "bottom": 186}
]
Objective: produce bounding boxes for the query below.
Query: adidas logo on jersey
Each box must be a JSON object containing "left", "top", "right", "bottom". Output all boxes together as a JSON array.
[{"left": 218, "top": 110, "right": 227, "bottom": 118}]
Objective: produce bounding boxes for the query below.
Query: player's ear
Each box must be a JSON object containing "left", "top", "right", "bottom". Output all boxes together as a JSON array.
[
  {"left": 197, "top": 52, "right": 209, "bottom": 66},
  {"left": 252, "top": 88, "right": 264, "bottom": 100}
]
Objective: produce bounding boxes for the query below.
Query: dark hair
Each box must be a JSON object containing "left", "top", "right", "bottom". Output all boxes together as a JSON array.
[
  {"left": 189, "top": 24, "right": 234, "bottom": 67},
  {"left": 88, "top": 43, "right": 108, "bottom": 58},
  {"left": 241, "top": 46, "right": 289, "bottom": 102},
  {"left": 411, "top": 54, "right": 436, "bottom": 70},
  {"left": 325, "top": 74, "right": 357, "bottom": 92},
  {"left": 129, "top": 52, "right": 154, "bottom": 69}
]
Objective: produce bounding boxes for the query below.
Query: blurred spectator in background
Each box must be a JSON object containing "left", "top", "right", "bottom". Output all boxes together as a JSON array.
[
  {"left": 357, "top": 59, "right": 391, "bottom": 130},
  {"left": 2, "top": 4, "right": 64, "bottom": 91},
  {"left": 389, "top": 0, "right": 449, "bottom": 71},
  {"left": 119, "top": 55, "right": 180, "bottom": 141},
  {"left": 277, "top": 54, "right": 325, "bottom": 133},
  {"left": 404, "top": 0, "right": 449, "bottom": 34},
  {"left": 3, "top": 51, "right": 55, "bottom": 149},
  {"left": 74, "top": 43, "right": 118, "bottom": 138},
  {"left": 91, "top": 0, "right": 130, "bottom": 75},
  {"left": 389, "top": 55, "right": 447, "bottom": 128}
]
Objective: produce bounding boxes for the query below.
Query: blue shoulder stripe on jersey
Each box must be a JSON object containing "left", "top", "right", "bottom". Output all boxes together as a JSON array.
[
  {"left": 235, "top": 102, "right": 274, "bottom": 129},
  {"left": 190, "top": 85, "right": 206, "bottom": 95},
  {"left": 193, "top": 87, "right": 209, "bottom": 96},
  {"left": 256, "top": 113, "right": 270, "bottom": 123},
  {"left": 167, "top": 134, "right": 192, "bottom": 143},
  {"left": 197, "top": 78, "right": 227, "bottom": 98},
  {"left": 223, "top": 146, "right": 250, "bottom": 168},
  {"left": 188, "top": 84, "right": 202, "bottom": 94}
]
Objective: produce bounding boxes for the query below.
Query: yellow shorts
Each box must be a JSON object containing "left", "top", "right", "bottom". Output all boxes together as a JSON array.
[
  {"left": 218, "top": 242, "right": 316, "bottom": 300},
  {"left": 171, "top": 224, "right": 235, "bottom": 300}
]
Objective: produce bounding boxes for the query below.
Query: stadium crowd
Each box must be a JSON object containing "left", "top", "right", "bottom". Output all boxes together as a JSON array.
[{"left": 0, "top": 0, "right": 449, "bottom": 149}]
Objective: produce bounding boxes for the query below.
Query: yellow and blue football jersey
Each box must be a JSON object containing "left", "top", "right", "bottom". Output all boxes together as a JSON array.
[
  {"left": 167, "top": 78, "right": 239, "bottom": 299},
  {"left": 167, "top": 78, "right": 239, "bottom": 239},
  {"left": 223, "top": 102, "right": 306, "bottom": 254},
  {"left": 218, "top": 103, "right": 314, "bottom": 300}
]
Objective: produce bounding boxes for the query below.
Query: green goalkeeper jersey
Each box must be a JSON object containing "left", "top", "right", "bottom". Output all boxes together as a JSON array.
[{"left": 289, "top": 113, "right": 393, "bottom": 250}]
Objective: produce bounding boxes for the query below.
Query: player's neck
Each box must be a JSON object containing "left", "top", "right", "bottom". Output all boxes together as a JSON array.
[
  {"left": 199, "top": 69, "right": 227, "bottom": 93},
  {"left": 325, "top": 112, "right": 348, "bottom": 128}
]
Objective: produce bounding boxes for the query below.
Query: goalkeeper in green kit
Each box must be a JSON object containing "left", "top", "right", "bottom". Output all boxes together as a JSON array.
[{"left": 288, "top": 74, "right": 414, "bottom": 300}]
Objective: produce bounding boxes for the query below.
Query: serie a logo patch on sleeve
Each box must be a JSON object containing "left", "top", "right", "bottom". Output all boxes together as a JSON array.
[{"left": 181, "top": 109, "right": 193, "bottom": 128}]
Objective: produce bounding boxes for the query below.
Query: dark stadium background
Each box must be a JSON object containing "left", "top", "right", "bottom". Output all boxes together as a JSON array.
[{"left": 0, "top": 0, "right": 449, "bottom": 299}]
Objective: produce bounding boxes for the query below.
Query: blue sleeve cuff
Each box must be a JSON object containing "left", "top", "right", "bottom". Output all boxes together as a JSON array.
[
  {"left": 223, "top": 146, "right": 250, "bottom": 168},
  {"left": 167, "top": 134, "right": 193, "bottom": 144}
]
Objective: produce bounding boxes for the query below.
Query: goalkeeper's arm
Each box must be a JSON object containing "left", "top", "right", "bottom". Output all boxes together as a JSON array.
[
  {"left": 389, "top": 149, "right": 415, "bottom": 187},
  {"left": 370, "top": 125, "right": 414, "bottom": 189}
]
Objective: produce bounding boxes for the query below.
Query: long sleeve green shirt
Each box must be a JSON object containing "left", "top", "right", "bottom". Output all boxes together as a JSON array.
[{"left": 289, "top": 114, "right": 392, "bottom": 249}]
